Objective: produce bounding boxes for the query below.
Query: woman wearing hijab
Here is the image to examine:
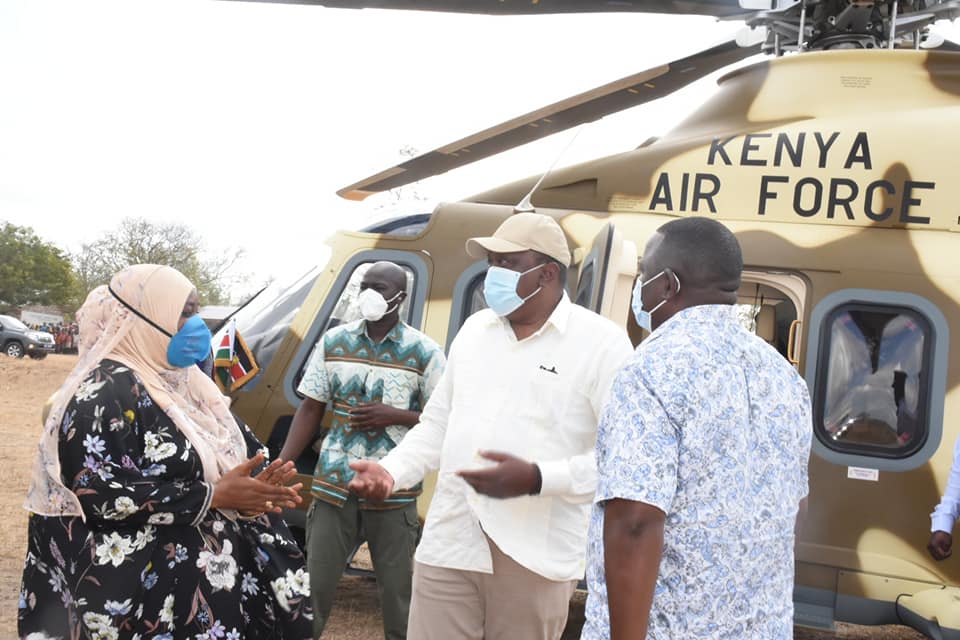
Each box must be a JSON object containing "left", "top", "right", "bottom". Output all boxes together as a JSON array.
[{"left": 19, "top": 264, "right": 314, "bottom": 640}]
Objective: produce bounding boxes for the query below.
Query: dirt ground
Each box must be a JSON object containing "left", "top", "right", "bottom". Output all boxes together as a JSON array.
[{"left": 0, "top": 354, "right": 924, "bottom": 639}]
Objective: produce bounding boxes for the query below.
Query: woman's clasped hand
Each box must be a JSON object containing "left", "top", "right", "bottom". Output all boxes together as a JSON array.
[{"left": 213, "top": 454, "right": 304, "bottom": 514}]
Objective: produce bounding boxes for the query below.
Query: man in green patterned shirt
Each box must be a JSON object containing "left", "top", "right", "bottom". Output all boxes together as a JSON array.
[{"left": 280, "top": 261, "right": 446, "bottom": 640}]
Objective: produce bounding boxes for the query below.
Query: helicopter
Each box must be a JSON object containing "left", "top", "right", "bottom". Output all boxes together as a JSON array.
[{"left": 220, "top": 0, "right": 960, "bottom": 636}]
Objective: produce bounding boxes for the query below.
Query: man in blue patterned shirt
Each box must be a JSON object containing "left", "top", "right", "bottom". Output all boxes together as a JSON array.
[
  {"left": 582, "top": 217, "right": 812, "bottom": 640},
  {"left": 279, "top": 261, "right": 445, "bottom": 640}
]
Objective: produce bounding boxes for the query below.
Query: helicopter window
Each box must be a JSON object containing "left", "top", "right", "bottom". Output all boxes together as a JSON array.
[
  {"left": 575, "top": 262, "right": 595, "bottom": 309},
  {"left": 463, "top": 272, "right": 488, "bottom": 318},
  {"left": 445, "top": 261, "right": 490, "bottom": 351},
  {"left": 222, "top": 266, "right": 322, "bottom": 389},
  {"left": 359, "top": 213, "right": 432, "bottom": 237},
  {"left": 814, "top": 304, "right": 932, "bottom": 458}
]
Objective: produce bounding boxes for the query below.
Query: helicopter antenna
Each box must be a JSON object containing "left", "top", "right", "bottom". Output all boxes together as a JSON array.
[
  {"left": 514, "top": 126, "right": 583, "bottom": 214},
  {"left": 797, "top": 0, "right": 807, "bottom": 51},
  {"left": 888, "top": 0, "right": 899, "bottom": 49}
]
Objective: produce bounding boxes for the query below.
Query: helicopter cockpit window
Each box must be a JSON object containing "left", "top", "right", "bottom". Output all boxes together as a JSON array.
[
  {"left": 814, "top": 304, "right": 931, "bottom": 458},
  {"left": 222, "top": 266, "right": 322, "bottom": 389},
  {"left": 294, "top": 262, "right": 416, "bottom": 395}
]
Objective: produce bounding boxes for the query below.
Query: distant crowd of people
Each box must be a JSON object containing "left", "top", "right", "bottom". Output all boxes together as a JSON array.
[{"left": 28, "top": 322, "right": 79, "bottom": 353}]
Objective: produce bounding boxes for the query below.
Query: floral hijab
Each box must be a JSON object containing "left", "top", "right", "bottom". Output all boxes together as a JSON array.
[{"left": 24, "top": 264, "right": 247, "bottom": 518}]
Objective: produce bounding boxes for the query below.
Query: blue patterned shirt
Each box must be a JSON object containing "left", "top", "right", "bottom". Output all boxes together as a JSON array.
[
  {"left": 582, "top": 304, "right": 811, "bottom": 640},
  {"left": 297, "top": 319, "right": 445, "bottom": 509}
]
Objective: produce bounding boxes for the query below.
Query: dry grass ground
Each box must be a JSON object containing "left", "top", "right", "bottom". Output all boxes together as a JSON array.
[{"left": 0, "top": 354, "right": 924, "bottom": 639}]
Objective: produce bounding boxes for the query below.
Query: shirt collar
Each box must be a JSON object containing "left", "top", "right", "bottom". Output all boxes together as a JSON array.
[
  {"left": 486, "top": 292, "right": 573, "bottom": 337},
  {"left": 656, "top": 304, "right": 737, "bottom": 333},
  {"left": 355, "top": 318, "right": 406, "bottom": 344},
  {"left": 545, "top": 292, "right": 573, "bottom": 334}
]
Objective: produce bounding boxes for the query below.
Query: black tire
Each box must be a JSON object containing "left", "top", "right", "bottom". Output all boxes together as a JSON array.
[
  {"left": 28, "top": 352, "right": 47, "bottom": 360},
  {"left": 4, "top": 341, "right": 24, "bottom": 358}
]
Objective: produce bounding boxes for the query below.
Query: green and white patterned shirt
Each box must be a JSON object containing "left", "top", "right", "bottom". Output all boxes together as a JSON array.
[{"left": 297, "top": 319, "right": 445, "bottom": 510}]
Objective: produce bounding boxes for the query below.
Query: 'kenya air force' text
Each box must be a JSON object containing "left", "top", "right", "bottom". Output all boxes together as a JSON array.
[{"left": 646, "top": 131, "right": 935, "bottom": 225}]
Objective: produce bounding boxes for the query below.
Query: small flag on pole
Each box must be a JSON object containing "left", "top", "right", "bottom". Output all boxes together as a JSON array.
[{"left": 214, "top": 319, "right": 260, "bottom": 393}]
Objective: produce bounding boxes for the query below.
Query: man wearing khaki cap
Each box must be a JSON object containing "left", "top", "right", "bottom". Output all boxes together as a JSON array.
[{"left": 350, "top": 212, "right": 632, "bottom": 640}]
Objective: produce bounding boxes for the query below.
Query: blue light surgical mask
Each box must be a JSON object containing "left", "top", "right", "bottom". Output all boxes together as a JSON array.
[
  {"left": 108, "top": 285, "right": 212, "bottom": 369},
  {"left": 167, "top": 314, "right": 213, "bottom": 368},
  {"left": 483, "top": 264, "right": 545, "bottom": 317},
  {"left": 631, "top": 270, "right": 680, "bottom": 332}
]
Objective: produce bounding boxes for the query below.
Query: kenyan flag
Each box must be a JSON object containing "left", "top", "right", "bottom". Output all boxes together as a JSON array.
[{"left": 214, "top": 319, "right": 260, "bottom": 393}]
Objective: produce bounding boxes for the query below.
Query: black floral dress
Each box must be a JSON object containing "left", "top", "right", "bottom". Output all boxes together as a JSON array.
[{"left": 19, "top": 360, "right": 313, "bottom": 640}]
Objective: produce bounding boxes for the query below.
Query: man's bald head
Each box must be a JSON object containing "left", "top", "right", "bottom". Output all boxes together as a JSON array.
[
  {"left": 365, "top": 261, "right": 408, "bottom": 292},
  {"left": 648, "top": 217, "right": 742, "bottom": 293}
]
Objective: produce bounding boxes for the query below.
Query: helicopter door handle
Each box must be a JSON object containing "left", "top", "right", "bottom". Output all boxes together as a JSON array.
[{"left": 787, "top": 320, "right": 802, "bottom": 368}]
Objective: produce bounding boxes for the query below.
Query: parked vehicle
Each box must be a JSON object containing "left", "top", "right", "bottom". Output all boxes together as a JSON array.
[{"left": 0, "top": 315, "right": 56, "bottom": 359}]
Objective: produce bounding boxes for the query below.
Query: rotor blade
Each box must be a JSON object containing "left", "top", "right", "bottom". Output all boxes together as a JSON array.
[
  {"left": 227, "top": 0, "right": 749, "bottom": 18},
  {"left": 338, "top": 39, "right": 759, "bottom": 201}
]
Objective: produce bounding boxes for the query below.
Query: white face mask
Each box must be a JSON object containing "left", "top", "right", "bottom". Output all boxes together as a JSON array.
[{"left": 357, "top": 288, "right": 402, "bottom": 322}]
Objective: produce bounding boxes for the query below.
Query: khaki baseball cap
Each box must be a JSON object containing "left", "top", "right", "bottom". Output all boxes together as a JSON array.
[{"left": 465, "top": 212, "right": 572, "bottom": 267}]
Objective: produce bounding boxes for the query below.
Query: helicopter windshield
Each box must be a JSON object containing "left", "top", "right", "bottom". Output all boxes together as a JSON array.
[{"left": 218, "top": 261, "right": 327, "bottom": 387}]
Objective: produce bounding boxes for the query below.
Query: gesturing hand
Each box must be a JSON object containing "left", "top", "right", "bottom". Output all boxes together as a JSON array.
[
  {"left": 254, "top": 458, "right": 299, "bottom": 488},
  {"left": 350, "top": 402, "right": 402, "bottom": 431},
  {"left": 928, "top": 530, "right": 953, "bottom": 561},
  {"left": 457, "top": 450, "right": 540, "bottom": 499},
  {"left": 211, "top": 453, "right": 303, "bottom": 514},
  {"left": 347, "top": 460, "right": 395, "bottom": 502}
]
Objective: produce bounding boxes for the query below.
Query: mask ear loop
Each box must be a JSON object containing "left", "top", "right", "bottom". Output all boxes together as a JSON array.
[
  {"left": 518, "top": 263, "right": 547, "bottom": 303},
  {"left": 654, "top": 271, "right": 682, "bottom": 311},
  {"left": 383, "top": 290, "right": 404, "bottom": 316},
  {"left": 108, "top": 285, "right": 173, "bottom": 338},
  {"left": 641, "top": 270, "right": 680, "bottom": 318}
]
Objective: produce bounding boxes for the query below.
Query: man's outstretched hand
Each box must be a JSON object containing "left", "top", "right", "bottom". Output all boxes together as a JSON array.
[
  {"left": 457, "top": 450, "right": 540, "bottom": 499},
  {"left": 348, "top": 460, "right": 395, "bottom": 502},
  {"left": 929, "top": 530, "right": 953, "bottom": 561}
]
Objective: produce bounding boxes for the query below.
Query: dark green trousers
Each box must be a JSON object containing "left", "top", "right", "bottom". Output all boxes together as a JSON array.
[{"left": 306, "top": 495, "right": 419, "bottom": 640}]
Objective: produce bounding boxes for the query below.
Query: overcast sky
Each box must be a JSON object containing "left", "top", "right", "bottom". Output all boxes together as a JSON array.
[{"left": 2, "top": 1, "right": 958, "bottom": 299}]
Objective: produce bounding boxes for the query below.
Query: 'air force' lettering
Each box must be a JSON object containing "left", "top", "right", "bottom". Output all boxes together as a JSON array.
[{"left": 647, "top": 131, "right": 934, "bottom": 224}]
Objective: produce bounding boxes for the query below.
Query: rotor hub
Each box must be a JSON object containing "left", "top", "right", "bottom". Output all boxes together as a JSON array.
[{"left": 746, "top": 0, "right": 960, "bottom": 53}]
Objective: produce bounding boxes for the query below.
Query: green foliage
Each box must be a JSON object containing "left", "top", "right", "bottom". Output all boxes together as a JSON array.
[
  {"left": 72, "top": 218, "right": 244, "bottom": 305},
  {"left": 0, "top": 222, "right": 78, "bottom": 313}
]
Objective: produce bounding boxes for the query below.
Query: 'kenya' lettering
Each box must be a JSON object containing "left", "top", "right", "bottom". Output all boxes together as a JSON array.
[{"left": 707, "top": 131, "right": 872, "bottom": 170}]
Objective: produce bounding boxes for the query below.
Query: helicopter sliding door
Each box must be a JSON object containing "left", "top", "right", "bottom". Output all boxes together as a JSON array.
[{"left": 573, "top": 222, "right": 638, "bottom": 322}]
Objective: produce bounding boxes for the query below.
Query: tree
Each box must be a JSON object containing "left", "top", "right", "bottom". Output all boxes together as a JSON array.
[
  {"left": 0, "top": 222, "right": 77, "bottom": 313},
  {"left": 72, "top": 218, "right": 244, "bottom": 305}
]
